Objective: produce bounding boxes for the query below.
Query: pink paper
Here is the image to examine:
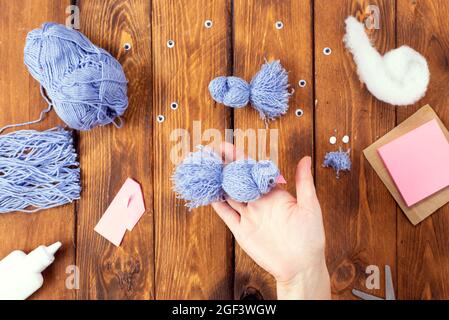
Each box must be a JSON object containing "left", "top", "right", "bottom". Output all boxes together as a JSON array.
[
  {"left": 94, "top": 178, "right": 146, "bottom": 246},
  {"left": 378, "top": 119, "right": 449, "bottom": 207}
]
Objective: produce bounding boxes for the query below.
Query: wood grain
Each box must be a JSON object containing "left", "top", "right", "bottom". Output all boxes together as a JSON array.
[
  {"left": 76, "top": 0, "right": 154, "bottom": 299},
  {"left": 0, "top": 0, "right": 74, "bottom": 299},
  {"left": 314, "top": 0, "right": 397, "bottom": 300},
  {"left": 233, "top": 0, "right": 314, "bottom": 300},
  {"left": 152, "top": 0, "right": 233, "bottom": 299},
  {"left": 396, "top": 0, "right": 449, "bottom": 299}
]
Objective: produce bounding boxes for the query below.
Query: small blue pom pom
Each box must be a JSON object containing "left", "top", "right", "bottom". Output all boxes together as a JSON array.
[{"left": 323, "top": 149, "right": 351, "bottom": 176}]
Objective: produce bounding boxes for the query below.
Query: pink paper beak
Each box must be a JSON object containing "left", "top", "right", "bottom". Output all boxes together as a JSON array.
[{"left": 276, "top": 175, "right": 287, "bottom": 184}]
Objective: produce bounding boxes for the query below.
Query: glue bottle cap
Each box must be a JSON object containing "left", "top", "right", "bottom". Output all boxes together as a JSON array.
[{"left": 23, "top": 241, "right": 62, "bottom": 273}]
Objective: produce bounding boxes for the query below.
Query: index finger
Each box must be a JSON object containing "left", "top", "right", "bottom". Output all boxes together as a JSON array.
[{"left": 220, "top": 141, "right": 246, "bottom": 164}]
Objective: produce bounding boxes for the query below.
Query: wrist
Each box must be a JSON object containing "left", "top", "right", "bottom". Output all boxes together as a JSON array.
[{"left": 276, "top": 257, "right": 331, "bottom": 300}]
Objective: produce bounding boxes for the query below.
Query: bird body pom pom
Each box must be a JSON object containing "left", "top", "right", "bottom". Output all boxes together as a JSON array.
[
  {"left": 173, "top": 147, "right": 282, "bottom": 209},
  {"left": 24, "top": 23, "right": 128, "bottom": 131},
  {"left": 172, "top": 147, "right": 224, "bottom": 209},
  {"left": 0, "top": 128, "right": 81, "bottom": 213},
  {"left": 344, "top": 16, "right": 429, "bottom": 106},
  {"left": 208, "top": 61, "right": 291, "bottom": 120}
]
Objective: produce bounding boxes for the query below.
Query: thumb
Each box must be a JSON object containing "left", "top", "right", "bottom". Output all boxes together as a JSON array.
[{"left": 295, "top": 156, "right": 317, "bottom": 202}]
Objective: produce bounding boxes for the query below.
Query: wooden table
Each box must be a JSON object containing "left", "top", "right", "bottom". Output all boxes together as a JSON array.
[{"left": 0, "top": 0, "right": 448, "bottom": 300}]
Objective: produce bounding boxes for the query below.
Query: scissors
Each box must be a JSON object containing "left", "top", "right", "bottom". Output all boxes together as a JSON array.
[{"left": 352, "top": 265, "right": 396, "bottom": 300}]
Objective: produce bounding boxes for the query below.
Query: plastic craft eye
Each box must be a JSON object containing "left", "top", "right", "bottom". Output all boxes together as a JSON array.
[
  {"left": 204, "top": 20, "right": 213, "bottom": 28},
  {"left": 157, "top": 115, "right": 165, "bottom": 123},
  {"left": 323, "top": 47, "right": 332, "bottom": 55},
  {"left": 295, "top": 109, "right": 304, "bottom": 117},
  {"left": 167, "top": 40, "right": 175, "bottom": 48},
  {"left": 269, "top": 178, "right": 275, "bottom": 184},
  {"left": 170, "top": 102, "right": 179, "bottom": 110},
  {"left": 123, "top": 43, "right": 132, "bottom": 51},
  {"left": 275, "top": 21, "right": 284, "bottom": 29},
  {"left": 298, "top": 80, "right": 307, "bottom": 88}
]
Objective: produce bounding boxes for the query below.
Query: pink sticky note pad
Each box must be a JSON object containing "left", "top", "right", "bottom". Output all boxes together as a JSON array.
[
  {"left": 377, "top": 119, "right": 449, "bottom": 207},
  {"left": 94, "top": 178, "right": 146, "bottom": 246}
]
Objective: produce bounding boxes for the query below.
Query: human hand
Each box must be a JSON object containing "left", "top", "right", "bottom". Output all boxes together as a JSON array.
[{"left": 212, "top": 143, "right": 331, "bottom": 300}]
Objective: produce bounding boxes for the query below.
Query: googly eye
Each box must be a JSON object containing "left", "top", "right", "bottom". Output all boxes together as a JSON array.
[
  {"left": 204, "top": 20, "right": 213, "bottom": 28},
  {"left": 295, "top": 109, "right": 304, "bottom": 117},
  {"left": 298, "top": 79, "right": 307, "bottom": 88},
  {"left": 323, "top": 47, "right": 332, "bottom": 55},
  {"left": 275, "top": 21, "right": 284, "bottom": 29},
  {"left": 167, "top": 40, "right": 175, "bottom": 48},
  {"left": 170, "top": 102, "right": 179, "bottom": 110},
  {"left": 157, "top": 115, "right": 165, "bottom": 123},
  {"left": 123, "top": 43, "right": 132, "bottom": 51}
]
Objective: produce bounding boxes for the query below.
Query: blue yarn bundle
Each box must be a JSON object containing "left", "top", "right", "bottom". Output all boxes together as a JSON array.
[
  {"left": 172, "top": 147, "right": 281, "bottom": 209},
  {"left": 208, "top": 60, "right": 291, "bottom": 120},
  {"left": 23, "top": 23, "right": 128, "bottom": 131},
  {"left": 323, "top": 149, "right": 352, "bottom": 176},
  {"left": 0, "top": 128, "right": 80, "bottom": 213}
]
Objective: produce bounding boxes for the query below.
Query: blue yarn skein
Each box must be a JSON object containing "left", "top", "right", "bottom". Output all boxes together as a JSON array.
[
  {"left": 23, "top": 23, "right": 128, "bottom": 131},
  {"left": 208, "top": 60, "right": 291, "bottom": 120},
  {"left": 0, "top": 127, "right": 81, "bottom": 213},
  {"left": 172, "top": 147, "right": 281, "bottom": 209}
]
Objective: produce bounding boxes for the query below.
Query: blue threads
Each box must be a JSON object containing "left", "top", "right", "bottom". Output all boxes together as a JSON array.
[
  {"left": 323, "top": 149, "right": 351, "bottom": 176},
  {"left": 0, "top": 127, "right": 81, "bottom": 213},
  {"left": 208, "top": 60, "right": 291, "bottom": 120},
  {"left": 173, "top": 147, "right": 280, "bottom": 209},
  {"left": 23, "top": 23, "right": 128, "bottom": 131}
]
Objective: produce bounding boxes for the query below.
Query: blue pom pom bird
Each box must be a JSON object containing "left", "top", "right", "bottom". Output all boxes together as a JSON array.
[
  {"left": 172, "top": 147, "right": 286, "bottom": 209},
  {"left": 208, "top": 60, "right": 291, "bottom": 120}
]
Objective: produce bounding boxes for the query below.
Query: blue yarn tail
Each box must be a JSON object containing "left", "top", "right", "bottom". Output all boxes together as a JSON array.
[
  {"left": 172, "top": 146, "right": 224, "bottom": 209},
  {"left": 0, "top": 127, "right": 81, "bottom": 213},
  {"left": 249, "top": 60, "right": 291, "bottom": 120}
]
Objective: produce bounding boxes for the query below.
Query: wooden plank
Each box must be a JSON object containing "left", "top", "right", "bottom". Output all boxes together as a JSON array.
[
  {"left": 76, "top": 0, "right": 154, "bottom": 299},
  {"left": 0, "top": 0, "right": 74, "bottom": 299},
  {"left": 152, "top": 0, "right": 233, "bottom": 299},
  {"left": 233, "top": 0, "right": 314, "bottom": 300},
  {"left": 396, "top": 0, "right": 449, "bottom": 299},
  {"left": 314, "top": 0, "right": 397, "bottom": 299}
]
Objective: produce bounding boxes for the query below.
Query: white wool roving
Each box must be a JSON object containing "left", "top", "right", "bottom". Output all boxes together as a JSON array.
[{"left": 343, "top": 16, "right": 430, "bottom": 106}]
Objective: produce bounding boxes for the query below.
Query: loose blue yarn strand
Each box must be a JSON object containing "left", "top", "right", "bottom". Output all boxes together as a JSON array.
[{"left": 0, "top": 127, "right": 81, "bottom": 213}]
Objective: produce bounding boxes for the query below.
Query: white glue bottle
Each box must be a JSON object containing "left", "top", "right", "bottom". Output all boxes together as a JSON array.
[{"left": 0, "top": 242, "right": 62, "bottom": 300}]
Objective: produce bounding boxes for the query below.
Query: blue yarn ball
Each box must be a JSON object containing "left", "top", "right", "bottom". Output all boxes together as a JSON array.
[
  {"left": 208, "top": 61, "right": 290, "bottom": 120},
  {"left": 172, "top": 148, "right": 224, "bottom": 209},
  {"left": 24, "top": 23, "right": 128, "bottom": 131},
  {"left": 222, "top": 160, "right": 280, "bottom": 202}
]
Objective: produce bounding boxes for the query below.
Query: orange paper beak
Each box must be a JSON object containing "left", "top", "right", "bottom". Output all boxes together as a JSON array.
[{"left": 276, "top": 175, "right": 287, "bottom": 184}]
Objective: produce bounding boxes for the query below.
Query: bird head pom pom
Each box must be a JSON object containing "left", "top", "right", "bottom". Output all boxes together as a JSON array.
[
  {"left": 172, "top": 146, "right": 283, "bottom": 209},
  {"left": 208, "top": 60, "right": 291, "bottom": 120},
  {"left": 24, "top": 23, "right": 128, "bottom": 131},
  {"left": 343, "top": 16, "right": 429, "bottom": 106}
]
